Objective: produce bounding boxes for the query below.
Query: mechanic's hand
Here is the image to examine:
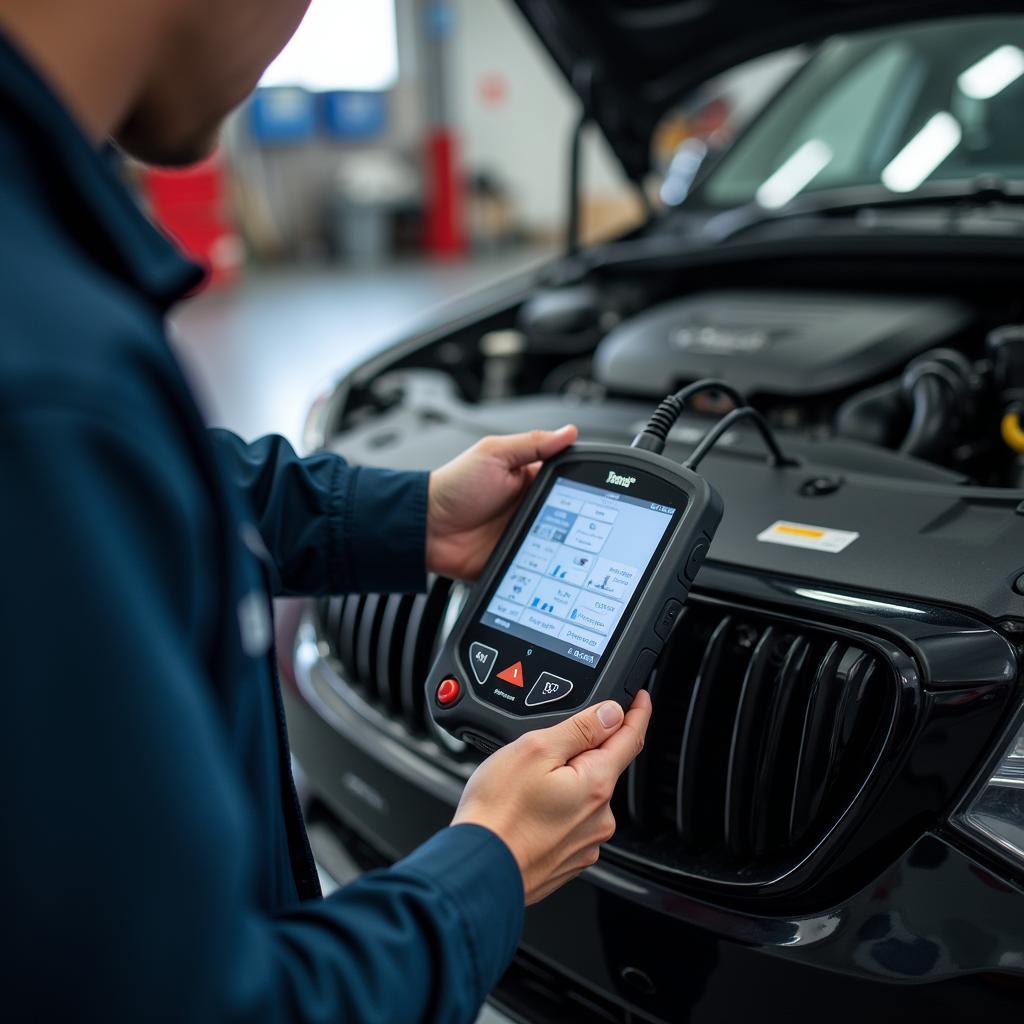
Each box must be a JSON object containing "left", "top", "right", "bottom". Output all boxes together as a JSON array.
[
  {"left": 426, "top": 425, "right": 578, "bottom": 580},
  {"left": 452, "top": 690, "right": 653, "bottom": 905}
]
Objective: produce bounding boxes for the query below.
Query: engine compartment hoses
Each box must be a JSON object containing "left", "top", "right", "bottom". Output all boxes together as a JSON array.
[
  {"left": 1001, "top": 410, "right": 1024, "bottom": 454},
  {"left": 911, "top": 347, "right": 975, "bottom": 385},
  {"left": 899, "top": 375, "right": 953, "bottom": 459},
  {"left": 902, "top": 359, "right": 969, "bottom": 405},
  {"left": 898, "top": 354, "right": 971, "bottom": 459}
]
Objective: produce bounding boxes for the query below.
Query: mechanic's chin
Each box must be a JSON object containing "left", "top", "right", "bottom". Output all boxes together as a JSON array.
[{"left": 114, "top": 114, "right": 224, "bottom": 168}]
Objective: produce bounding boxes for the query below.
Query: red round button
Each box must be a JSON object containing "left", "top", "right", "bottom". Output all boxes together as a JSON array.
[{"left": 436, "top": 677, "right": 461, "bottom": 705}]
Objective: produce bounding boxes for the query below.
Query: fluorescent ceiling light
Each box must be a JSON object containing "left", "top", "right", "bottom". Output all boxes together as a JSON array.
[
  {"left": 958, "top": 45, "right": 1024, "bottom": 100},
  {"left": 755, "top": 139, "right": 833, "bottom": 209},
  {"left": 261, "top": 0, "right": 398, "bottom": 92},
  {"left": 881, "top": 112, "right": 962, "bottom": 193}
]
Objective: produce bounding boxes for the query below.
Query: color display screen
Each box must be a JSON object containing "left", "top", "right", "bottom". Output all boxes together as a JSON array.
[{"left": 479, "top": 477, "right": 677, "bottom": 668}]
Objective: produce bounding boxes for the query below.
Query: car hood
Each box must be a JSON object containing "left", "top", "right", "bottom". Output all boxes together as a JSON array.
[{"left": 511, "top": 0, "right": 1024, "bottom": 181}]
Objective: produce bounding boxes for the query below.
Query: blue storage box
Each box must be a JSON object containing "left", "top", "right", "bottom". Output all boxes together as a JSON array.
[
  {"left": 320, "top": 91, "right": 389, "bottom": 140},
  {"left": 249, "top": 87, "right": 317, "bottom": 144}
]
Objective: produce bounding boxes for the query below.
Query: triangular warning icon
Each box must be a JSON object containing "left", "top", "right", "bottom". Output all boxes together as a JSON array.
[{"left": 496, "top": 661, "right": 525, "bottom": 687}]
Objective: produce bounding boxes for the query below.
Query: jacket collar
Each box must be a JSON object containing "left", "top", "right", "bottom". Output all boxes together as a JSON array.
[{"left": 0, "top": 30, "right": 206, "bottom": 311}]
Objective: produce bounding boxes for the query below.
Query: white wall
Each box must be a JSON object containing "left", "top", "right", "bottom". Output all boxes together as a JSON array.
[{"left": 447, "top": 0, "right": 628, "bottom": 234}]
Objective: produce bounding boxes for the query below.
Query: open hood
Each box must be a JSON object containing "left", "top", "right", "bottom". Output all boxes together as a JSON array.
[{"left": 512, "top": 0, "right": 1024, "bottom": 181}]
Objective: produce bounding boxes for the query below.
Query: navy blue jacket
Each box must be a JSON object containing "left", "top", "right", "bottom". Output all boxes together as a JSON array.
[{"left": 0, "top": 32, "right": 522, "bottom": 1023}]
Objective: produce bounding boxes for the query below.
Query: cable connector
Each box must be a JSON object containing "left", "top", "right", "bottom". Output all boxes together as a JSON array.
[{"left": 631, "top": 377, "right": 794, "bottom": 470}]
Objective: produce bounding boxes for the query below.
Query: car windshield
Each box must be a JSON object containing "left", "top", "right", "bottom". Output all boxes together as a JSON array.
[{"left": 697, "top": 16, "right": 1024, "bottom": 210}]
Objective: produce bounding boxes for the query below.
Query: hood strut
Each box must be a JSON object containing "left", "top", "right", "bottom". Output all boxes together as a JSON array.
[
  {"left": 566, "top": 61, "right": 651, "bottom": 258},
  {"left": 566, "top": 63, "right": 594, "bottom": 258}
]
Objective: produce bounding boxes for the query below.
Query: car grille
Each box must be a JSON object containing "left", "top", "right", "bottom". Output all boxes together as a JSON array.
[
  {"left": 612, "top": 600, "right": 897, "bottom": 884},
  {"left": 312, "top": 584, "right": 900, "bottom": 885},
  {"left": 314, "top": 576, "right": 479, "bottom": 764}
]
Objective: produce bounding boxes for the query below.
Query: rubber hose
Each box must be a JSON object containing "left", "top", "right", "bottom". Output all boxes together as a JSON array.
[{"left": 900, "top": 375, "right": 953, "bottom": 459}]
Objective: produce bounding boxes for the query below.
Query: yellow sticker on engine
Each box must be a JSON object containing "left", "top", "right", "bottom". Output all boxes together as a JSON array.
[{"left": 757, "top": 520, "right": 859, "bottom": 553}]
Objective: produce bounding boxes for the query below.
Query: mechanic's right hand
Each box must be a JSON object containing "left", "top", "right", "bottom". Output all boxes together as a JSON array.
[{"left": 452, "top": 690, "right": 653, "bottom": 904}]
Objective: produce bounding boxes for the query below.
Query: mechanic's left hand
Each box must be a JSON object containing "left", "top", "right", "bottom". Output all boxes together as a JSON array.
[{"left": 426, "top": 425, "right": 578, "bottom": 580}]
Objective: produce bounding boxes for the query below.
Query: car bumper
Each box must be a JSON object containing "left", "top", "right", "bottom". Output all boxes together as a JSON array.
[{"left": 281, "top": 610, "right": 1024, "bottom": 1022}]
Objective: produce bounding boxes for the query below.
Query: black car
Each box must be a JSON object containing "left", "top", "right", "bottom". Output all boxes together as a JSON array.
[{"left": 279, "top": 4, "right": 1024, "bottom": 1020}]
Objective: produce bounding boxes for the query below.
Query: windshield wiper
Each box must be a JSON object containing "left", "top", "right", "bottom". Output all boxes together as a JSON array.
[{"left": 701, "top": 175, "right": 1024, "bottom": 243}]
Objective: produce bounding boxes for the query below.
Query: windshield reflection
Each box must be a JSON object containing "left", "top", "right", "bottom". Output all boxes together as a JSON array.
[{"left": 680, "top": 18, "right": 1024, "bottom": 212}]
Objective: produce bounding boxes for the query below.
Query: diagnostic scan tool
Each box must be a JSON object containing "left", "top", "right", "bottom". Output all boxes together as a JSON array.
[{"left": 426, "top": 380, "right": 793, "bottom": 750}]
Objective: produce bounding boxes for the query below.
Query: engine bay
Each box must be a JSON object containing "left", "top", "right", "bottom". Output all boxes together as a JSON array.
[
  {"left": 319, "top": 251, "right": 1024, "bottom": 620},
  {"left": 335, "top": 272, "right": 1024, "bottom": 485},
  {"left": 516, "top": 279, "right": 1024, "bottom": 488},
  {"left": 593, "top": 290, "right": 969, "bottom": 402}
]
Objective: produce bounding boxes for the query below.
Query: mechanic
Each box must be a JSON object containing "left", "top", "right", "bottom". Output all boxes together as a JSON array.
[{"left": 0, "top": 2, "right": 652, "bottom": 1021}]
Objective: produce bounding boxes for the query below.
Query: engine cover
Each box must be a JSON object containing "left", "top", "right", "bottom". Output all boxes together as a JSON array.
[{"left": 593, "top": 290, "right": 970, "bottom": 398}]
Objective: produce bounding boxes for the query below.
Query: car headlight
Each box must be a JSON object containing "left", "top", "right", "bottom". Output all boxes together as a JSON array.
[{"left": 958, "top": 711, "right": 1024, "bottom": 862}]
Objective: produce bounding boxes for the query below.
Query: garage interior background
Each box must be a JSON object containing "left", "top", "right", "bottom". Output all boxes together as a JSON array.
[{"left": 162, "top": 0, "right": 794, "bottom": 447}]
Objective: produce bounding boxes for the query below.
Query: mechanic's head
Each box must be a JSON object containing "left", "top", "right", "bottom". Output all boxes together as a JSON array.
[
  {"left": 0, "top": 0, "right": 311, "bottom": 165},
  {"left": 117, "top": 0, "right": 312, "bottom": 165}
]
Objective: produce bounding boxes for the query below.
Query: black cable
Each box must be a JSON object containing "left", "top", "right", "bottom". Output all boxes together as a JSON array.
[
  {"left": 683, "top": 407, "right": 795, "bottom": 471},
  {"left": 631, "top": 378, "right": 745, "bottom": 452},
  {"left": 631, "top": 376, "right": 793, "bottom": 469}
]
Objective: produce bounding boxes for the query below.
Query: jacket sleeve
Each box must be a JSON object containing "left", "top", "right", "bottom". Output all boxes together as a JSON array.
[
  {"left": 3, "top": 400, "right": 522, "bottom": 1024},
  {"left": 208, "top": 428, "right": 429, "bottom": 597}
]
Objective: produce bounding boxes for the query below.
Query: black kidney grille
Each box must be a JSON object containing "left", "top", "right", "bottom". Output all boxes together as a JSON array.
[
  {"left": 315, "top": 576, "right": 465, "bottom": 744},
  {"left": 314, "top": 590, "right": 898, "bottom": 877},
  {"left": 616, "top": 602, "right": 897, "bottom": 875}
]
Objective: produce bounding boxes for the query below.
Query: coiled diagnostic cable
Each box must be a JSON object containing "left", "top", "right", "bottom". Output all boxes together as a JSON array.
[{"left": 630, "top": 378, "right": 794, "bottom": 470}]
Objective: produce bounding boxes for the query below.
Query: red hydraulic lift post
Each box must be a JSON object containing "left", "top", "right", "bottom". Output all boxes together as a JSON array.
[
  {"left": 420, "top": 0, "right": 466, "bottom": 258},
  {"left": 141, "top": 153, "right": 243, "bottom": 291}
]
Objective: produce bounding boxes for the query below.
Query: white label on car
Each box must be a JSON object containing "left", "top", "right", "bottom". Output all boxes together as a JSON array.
[{"left": 757, "top": 520, "right": 859, "bottom": 553}]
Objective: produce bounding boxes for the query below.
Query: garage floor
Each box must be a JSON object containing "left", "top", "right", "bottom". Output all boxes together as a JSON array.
[
  {"left": 172, "top": 253, "right": 546, "bottom": 1024},
  {"left": 171, "top": 249, "right": 550, "bottom": 448}
]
